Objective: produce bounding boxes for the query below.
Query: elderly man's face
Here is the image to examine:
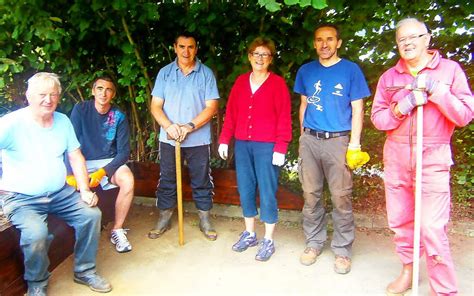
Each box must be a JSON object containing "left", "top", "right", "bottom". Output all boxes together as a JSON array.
[
  {"left": 26, "top": 81, "right": 60, "bottom": 118},
  {"left": 396, "top": 21, "right": 430, "bottom": 63}
]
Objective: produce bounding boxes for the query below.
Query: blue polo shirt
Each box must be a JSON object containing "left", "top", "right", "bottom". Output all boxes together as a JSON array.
[{"left": 152, "top": 59, "right": 220, "bottom": 147}]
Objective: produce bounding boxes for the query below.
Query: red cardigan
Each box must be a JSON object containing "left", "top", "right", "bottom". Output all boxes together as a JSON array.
[{"left": 219, "top": 72, "right": 292, "bottom": 153}]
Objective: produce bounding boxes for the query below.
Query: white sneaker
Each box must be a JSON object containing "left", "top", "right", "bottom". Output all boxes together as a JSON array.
[{"left": 110, "top": 228, "right": 132, "bottom": 253}]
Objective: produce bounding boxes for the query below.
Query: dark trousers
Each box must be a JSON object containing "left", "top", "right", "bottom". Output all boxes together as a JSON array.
[{"left": 156, "top": 142, "right": 214, "bottom": 211}]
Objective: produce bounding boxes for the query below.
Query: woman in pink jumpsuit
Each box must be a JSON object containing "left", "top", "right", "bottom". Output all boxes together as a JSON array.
[{"left": 371, "top": 18, "right": 473, "bottom": 296}]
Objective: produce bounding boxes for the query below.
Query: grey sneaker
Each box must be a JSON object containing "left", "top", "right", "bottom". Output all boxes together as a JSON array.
[
  {"left": 232, "top": 231, "right": 258, "bottom": 252},
  {"left": 255, "top": 238, "right": 275, "bottom": 261},
  {"left": 26, "top": 285, "right": 47, "bottom": 296},
  {"left": 110, "top": 228, "right": 132, "bottom": 253},
  {"left": 74, "top": 271, "right": 112, "bottom": 293}
]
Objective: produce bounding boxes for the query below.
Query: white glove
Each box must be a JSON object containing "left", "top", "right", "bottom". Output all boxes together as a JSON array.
[
  {"left": 218, "top": 144, "right": 228, "bottom": 160},
  {"left": 272, "top": 152, "right": 285, "bottom": 167}
]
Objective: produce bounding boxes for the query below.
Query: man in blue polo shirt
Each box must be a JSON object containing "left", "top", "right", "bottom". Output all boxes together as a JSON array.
[
  {"left": 148, "top": 32, "right": 220, "bottom": 241},
  {"left": 294, "top": 23, "right": 371, "bottom": 274}
]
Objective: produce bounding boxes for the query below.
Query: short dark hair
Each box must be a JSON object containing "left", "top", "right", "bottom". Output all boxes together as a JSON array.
[
  {"left": 92, "top": 76, "right": 116, "bottom": 89},
  {"left": 314, "top": 23, "right": 341, "bottom": 40},
  {"left": 175, "top": 31, "right": 198, "bottom": 45}
]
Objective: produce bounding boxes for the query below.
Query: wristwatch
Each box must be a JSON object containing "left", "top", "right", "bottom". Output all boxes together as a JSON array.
[{"left": 186, "top": 122, "right": 195, "bottom": 130}]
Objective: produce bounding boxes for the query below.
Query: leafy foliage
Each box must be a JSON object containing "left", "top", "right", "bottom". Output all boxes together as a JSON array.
[{"left": 0, "top": 0, "right": 472, "bottom": 203}]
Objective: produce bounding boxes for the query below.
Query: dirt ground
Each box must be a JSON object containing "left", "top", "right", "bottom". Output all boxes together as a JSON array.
[{"left": 47, "top": 204, "right": 474, "bottom": 296}]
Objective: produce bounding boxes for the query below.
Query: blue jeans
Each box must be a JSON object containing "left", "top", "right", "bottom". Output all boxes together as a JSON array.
[
  {"left": 156, "top": 142, "right": 214, "bottom": 211},
  {"left": 234, "top": 140, "right": 280, "bottom": 224},
  {"left": 0, "top": 186, "right": 101, "bottom": 284}
]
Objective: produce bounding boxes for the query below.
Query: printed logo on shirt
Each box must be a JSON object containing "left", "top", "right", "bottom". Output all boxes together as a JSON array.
[
  {"left": 307, "top": 80, "right": 324, "bottom": 112},
  {"left": 332, "top": 83, "right": 343, "bottom": 96},
  {"left": 103, "top": 110, "right": 122, "bottom": 142}
]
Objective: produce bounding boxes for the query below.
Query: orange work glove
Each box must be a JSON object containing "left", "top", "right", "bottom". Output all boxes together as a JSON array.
[
  {"left": 66, "top": 175, "right": 78, "bottom": 189},
  {"left": 89, "top": 168, "right": 106, "bottom": 188}
]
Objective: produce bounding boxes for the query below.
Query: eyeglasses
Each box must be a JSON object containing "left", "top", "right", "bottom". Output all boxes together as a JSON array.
[
  {"left": 251, "top": 52, "right": 272, "bottom": 59},
  {"left": 397, "top": 33, "right": 427, "bottom": 45}
]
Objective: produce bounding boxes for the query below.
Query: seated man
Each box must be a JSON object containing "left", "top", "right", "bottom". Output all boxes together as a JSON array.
[
  {"left": 69, "top": 76, "right": 134, "bottom": 253},
  {"left": 0, "top": 72, "right": 111, "bottom": 295}
]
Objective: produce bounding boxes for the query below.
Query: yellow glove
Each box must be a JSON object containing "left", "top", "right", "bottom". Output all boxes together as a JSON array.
[
  {"left": 346, "top": 144, "right": 370, "bottom": 170},
  {"left": 66, "top": 175, "right": 77, "bottom": 189},
  {"left": 89, "top": 168, "right": 106, "bottom": 188}
]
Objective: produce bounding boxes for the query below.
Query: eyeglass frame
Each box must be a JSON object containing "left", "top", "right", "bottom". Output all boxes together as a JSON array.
[
  {"left": 397, "top": 33, "right": 428, "bottom": 45},
  {"left": 250, "top": 52, "right": 272, "bottom": 59}
]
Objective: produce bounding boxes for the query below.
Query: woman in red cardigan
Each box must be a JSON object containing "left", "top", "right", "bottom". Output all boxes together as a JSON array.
[{"left": 218, "top": 37, "right": 292, "bottom": 261}]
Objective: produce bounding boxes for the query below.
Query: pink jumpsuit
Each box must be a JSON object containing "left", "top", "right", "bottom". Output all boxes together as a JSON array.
[{"left": 371, "top": 50, "right": 473, "bottom": 295}]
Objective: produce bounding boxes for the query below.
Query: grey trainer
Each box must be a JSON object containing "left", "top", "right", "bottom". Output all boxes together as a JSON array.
[{"left": 74, "top": 271, "right": 112, "bottom": 293}]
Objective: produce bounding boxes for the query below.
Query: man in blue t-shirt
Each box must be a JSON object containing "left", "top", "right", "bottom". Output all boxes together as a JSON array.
[
  {"left": 0, "top": 72, "right": 111, "bottom": 295},
  {"left": 69, "top": 76, "right": 134, "bottom": 253},
  {"left": 149, "top": 31, "right": 220, "bottom": 241},
  {"left": 294, "top": 23, "right": 371, "bottom": 274}
]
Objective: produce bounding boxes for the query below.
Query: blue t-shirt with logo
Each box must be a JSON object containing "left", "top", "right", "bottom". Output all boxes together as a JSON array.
[
  {"left": 70, "top": 100, "right": 130, "bottom": 177},
  {"left": 294, "top": 59, "right": 371, "bottom": 132}
]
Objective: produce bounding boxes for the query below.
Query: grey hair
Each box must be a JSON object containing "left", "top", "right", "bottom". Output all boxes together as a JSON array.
[
  {"left": 27, "top": 72, "right": 62, "bottom": 94},
  {"left": 395, "top": 18, "right": 429, "bottom": 33}
]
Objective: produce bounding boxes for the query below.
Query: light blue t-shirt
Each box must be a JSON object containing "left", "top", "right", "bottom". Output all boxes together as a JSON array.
[
  {"left": 151, "top": 59, "right": 220, "bottom": 147},
  {"left": 0, "top": 108, "right": 80, "bottom": 195},
  {"left": 294, "top": 59, "right": 371, "bottom": 132}
]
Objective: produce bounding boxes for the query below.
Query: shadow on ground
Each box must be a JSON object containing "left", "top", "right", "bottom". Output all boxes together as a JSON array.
[{"left": 48, "top": 204, "right": 474, "bottom": 296}]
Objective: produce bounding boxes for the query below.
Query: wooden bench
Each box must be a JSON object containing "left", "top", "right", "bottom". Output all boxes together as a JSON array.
[
  {"left": 0, "top": 161, "right": 302, "bottom": 295},
  {"left": 0, "top": 187, "right": 119, "bottom": 296},
  {"left": 129, "top": 161, "right": 304, "bottom": 210}
]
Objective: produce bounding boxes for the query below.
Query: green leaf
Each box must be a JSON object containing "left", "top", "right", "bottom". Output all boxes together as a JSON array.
[
  {"left": 258, "top": 0, "right": 281, "bottom": 12},
  {"left": 52, "top": 41, "right": 61, "bottom": 51},
  {"left": 311, "top": 0, "right": 327, "bottom": 9},
  {"left": 299, "top": 0, "right": 311, "bottom": 7},
  {"left": 0, "top": 64, "right": 9, "bottom": 73},
  {"left": 146, "top": 132, "right": 156, "bottom": 148},
  {"left": 207, "top": 13, "right": 216, "bottom": 22},
  {"left": 12, "top": 26, "right": 19, "bottom": 39},
  {"left": 121, "top": 43, "right": 134, "bottom": 54},
  {"left": 280, "top": 16, "right": 293, "bottom": 25},
  {"left": 457, "top": 175, "right": 466, "bottom": 185},
  {"left": 266, "top": 1, "right": 281, "bottom": 12},
  {"left": 0, "top": 58, "right": 16, "bottom": 65},
  {"left": 112, "top": 0, "right": 127, "bottom": 10},
  {"left": 135, "top": 94, "right": 145, "bottom": 104},
  {"left": 49, "top": 17, "right": 63, "bottom": 23},
  {"left": 284, "top": 0, "right": 299, "bottom": 5},
  {"left": 79, "top": 20, "right": 90, "bottom": 32}
]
